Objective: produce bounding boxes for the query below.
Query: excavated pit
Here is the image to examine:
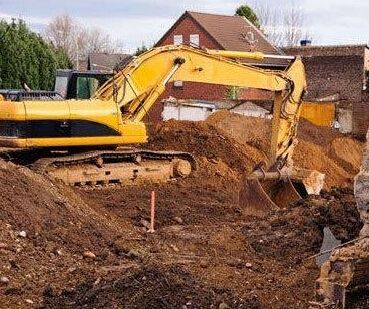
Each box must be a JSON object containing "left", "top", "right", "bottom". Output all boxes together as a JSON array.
[{"left": 0, "top": 111, "right": 366, "bottom": 308}]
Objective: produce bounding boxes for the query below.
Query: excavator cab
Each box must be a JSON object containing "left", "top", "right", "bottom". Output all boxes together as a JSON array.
[{"left": 54, "top": 70, "right": 112, "bottom": 100}]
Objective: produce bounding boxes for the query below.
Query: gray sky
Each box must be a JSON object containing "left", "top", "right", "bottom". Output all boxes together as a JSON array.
[{"left": 0, "top": 0, "right": 368, "bottom": 53}]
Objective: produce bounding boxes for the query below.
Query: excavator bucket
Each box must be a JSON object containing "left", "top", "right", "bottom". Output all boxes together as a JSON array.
[{"left": 239, "top": 168, "right": 325, "bottom": 217}]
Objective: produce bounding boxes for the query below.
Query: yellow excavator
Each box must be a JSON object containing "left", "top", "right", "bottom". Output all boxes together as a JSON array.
[{"left": 0, "top": 44, "right": 323, "bottom": 214}]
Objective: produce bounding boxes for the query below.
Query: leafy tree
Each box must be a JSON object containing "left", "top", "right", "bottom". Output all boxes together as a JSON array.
[
  {"left": 235, "top": 5, "right": 261, "bottom": 28},
  {"left": 0, "top": 19, "right": 72, "bottom": 90}
]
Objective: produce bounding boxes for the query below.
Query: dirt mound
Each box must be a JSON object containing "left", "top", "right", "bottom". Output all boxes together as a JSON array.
[
  {"left": 43, "top": 265, "right": 260, "bottom": 308},
  {"left": 329, "top": 137, "right": 364, "bottom": 174},
  {"left": 293, "top": 140, "right": 353, "bottom": 189},
  {"left": 0, "top": 160, "right": 121, "bottom": 307},
  {"left": 205, "top": 110, "right": 364, "bottom": 189},
  {"left": 206, "top": 110, "right": 271, "bottom": 153},
  {"left": 297, "top": 118, "right": 341, "bottom": 146},
  {"left": 244, "top": 187, "right": 362, "bottom": 263},
  {"left": 148, "top": 119, "right": 268, "bottom": 175}
]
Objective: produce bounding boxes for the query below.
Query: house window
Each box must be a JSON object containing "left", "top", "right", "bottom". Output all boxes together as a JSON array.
[
  {"left": 173, "top": 34, "right": 183, "bottom": 45},
  {"left": 190, "top": 34, "right": 200, "bottom": 46},
  {"left": 173, "top": 80, "right": 183, "bottom": 89}
]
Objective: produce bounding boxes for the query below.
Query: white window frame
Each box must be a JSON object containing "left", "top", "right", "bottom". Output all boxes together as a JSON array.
[
  {"left": 189, "top": 34, "right": 200, "bottom": 46},
  {"left": 173, "top": 34, "right": 183, "bottom": 45},
  {"left": 173, "top": 80, "right": 183, "bottom": 88}
]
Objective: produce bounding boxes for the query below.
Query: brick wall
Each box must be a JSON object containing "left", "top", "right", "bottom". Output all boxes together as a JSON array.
[
  {"left": 148, "top": 14, "right": 272, "bottom": 124},
  {"left": 356, "top": 92, "right": 369, "bottom": 135},
  {"left": 157, "top": 14, "right": 221, "bottom": 49},
  {"left": 285, "top": 47, "right": 369, "bottom": 135},
  {"left": 150, "top": 15, "right": 221, "bottom": 123},
  {"left": 301, "top": 55, "right": 364, "bottom": 106},
  {"left": 299, "top": 54, "right": 369, "bottom": 135}
]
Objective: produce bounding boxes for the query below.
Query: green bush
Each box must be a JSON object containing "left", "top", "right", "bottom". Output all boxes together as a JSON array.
[{"left": 0, "top": 20, "right": 72, "bottom": 90}]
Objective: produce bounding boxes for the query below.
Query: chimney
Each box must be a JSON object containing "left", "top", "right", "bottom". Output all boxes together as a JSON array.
[{"left": 300, "top": 39, "right": 312, "bottom": 46}]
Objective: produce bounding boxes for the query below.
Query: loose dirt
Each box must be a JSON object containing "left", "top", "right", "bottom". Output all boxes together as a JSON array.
[
  {"left": 0, "top": 111, "right": 365, "bottom": 308},
  {"left": 205, "top": 110, "right": 364, "bottom": 189}
]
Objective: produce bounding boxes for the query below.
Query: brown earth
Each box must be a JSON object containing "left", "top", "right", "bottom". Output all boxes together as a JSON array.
[
  {"left": 0, "top": 112, "right": 366, "bottom": 308},
  {"left": 205, "top": 110, "right": 364, "bottom": 189}
]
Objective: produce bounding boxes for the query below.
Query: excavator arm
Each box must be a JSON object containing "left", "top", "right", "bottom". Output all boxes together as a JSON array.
[{"left": 95, "top": 45, "right": 306, "bottom": 170}]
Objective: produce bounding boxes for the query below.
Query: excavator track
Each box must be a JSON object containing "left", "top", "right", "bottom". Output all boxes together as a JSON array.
[{"left": 1, "top": 148, "right": 196, "bottom": 188}]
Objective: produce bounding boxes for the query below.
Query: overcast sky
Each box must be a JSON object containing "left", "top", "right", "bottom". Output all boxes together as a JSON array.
[{"left": 0, "top": 0, "right": 368, "bottom": 53}]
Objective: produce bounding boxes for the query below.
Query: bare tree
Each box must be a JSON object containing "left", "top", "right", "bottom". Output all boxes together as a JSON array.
[
  {"left": 283, "top": 3, "right": 306, "bottom": 46},
  {"left": 250, "top": 0, "right": 309, "bottom": 47},
  {"left": 45, "top": 15, "right": 117, "bottom": 68},
  {"left": 45, "top": 15, "right": 76, "bottom": 57}
]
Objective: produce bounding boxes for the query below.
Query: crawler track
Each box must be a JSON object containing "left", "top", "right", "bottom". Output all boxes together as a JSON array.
[{"left": 0, "top": 148, "right": 196, "bottom": 188}]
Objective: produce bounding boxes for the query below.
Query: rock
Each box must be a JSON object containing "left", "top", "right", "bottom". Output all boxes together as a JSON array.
[
  {"left": 24, "top": 299, "right": 34, "bottom": 304},
  {"left": 170, "top": 244, "right": 180, "bottom": 252},
  {"left": 82, "top": 250, "right": 96, "bottom": 259},
  {"left": 18, "top": 231, "right": 27, "bottom": 238},
  {"left": 245, "top": 262, "right": 253, "bottom": 268},
  {"left": 219, "top": 302, "right": 230, "bottom": 309},
  {"left": 200, "top": 260, "right": 209, "bottom": 268},
  {"left": 0, "top": 243, "right": 7, "bottom": 249},
  {"left": 0, "top": 276, "right": 9, "bottom": 284},
  {"left": 227, "top": 258, "right": 244, "bottom": 268},
  {"left": 113, "top": 240, "right": 131, "bottom": 254},
  {"left": 9, "top": 260, "right": 19, "bottom": 270},
  {"left": 173, "top": 216, "right": 183, "bottom": 224},
  {"left": 67, "top": 267, "right": 77, "bottom": 273},
  {"left": 127, "top": 249, "right": 146, "bottom": 259},
  {"left": 140, "top": 219, "right": 150, "bottom": 229}
]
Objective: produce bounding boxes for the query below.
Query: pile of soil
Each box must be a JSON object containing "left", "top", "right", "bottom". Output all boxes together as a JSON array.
[
  {"left": 43, "top": 265, "right": 260, "bottom": 308},
  {"left": 329, "top": 137, "right": 364, "bottom": 174},
  {"left": 148, "top": 119, "right": 268, "bottom": 175},
  {"left": 245, "top": 187, "right": 362, "bottom": 263},
  {"left": 205, "top": 110, "right": 364, "bottom": 189},
  {"left": 0, "top": 160, "right": 122, "bottom": 307}
]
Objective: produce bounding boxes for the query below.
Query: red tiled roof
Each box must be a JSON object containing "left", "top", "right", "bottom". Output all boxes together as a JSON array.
[
  {"left": 187, "top": 11, "right": 281, "bottom": 55},
  {"left": 156, "top": 11, "right": 288, "bottom": 67}
]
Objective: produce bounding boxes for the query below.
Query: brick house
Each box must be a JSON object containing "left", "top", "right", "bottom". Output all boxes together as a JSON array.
[
  {"left": 284, "top": 44, "right": 369, "bottom": 135},
  {"left": 147, "top": 11, "right": 287, "bottom": 123}
]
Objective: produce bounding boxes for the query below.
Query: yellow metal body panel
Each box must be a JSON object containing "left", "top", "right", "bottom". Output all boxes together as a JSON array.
[
  {"left": 301, "top": 101, "right": 335, "bottom": 127},
  {"left": 0, "top": 101, "right": 26, "bottom": 121},
  {"left": 0, "top": 98, "right": 147, "bottom": 148}
]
